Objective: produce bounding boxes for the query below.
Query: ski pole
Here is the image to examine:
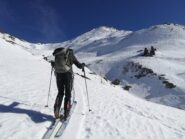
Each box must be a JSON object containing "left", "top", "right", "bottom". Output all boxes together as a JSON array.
[
  {"left": 83, "top": 68, "right": 92, "bottom": 112},
  {"left": 45, "top": 67, "right": 54, "bottom": 107}
]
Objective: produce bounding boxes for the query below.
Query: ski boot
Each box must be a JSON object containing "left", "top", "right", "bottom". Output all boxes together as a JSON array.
[
  {"left": 54, "top": 107, "right": 60, "bottom": 119},
  {"left": 64, "top": 101, "right": 72, "bottom": 120}
]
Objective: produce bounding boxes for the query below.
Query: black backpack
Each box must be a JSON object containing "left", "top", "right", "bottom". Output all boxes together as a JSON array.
[{"left": 53, "top": 47, "right": 72, "bottom": 73}]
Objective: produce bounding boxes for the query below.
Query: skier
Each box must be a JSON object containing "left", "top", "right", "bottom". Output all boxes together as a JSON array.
[
  {"left": 51, "top": 47, "right": 85, "bottom": 119},
  {"left": 149, "top": 46, "right": 156, "bottom": 56},
  {"left": 143, "top": 48, "right": 149, "bottom": 56}
]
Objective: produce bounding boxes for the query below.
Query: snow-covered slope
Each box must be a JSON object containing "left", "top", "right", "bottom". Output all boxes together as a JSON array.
[
  {"left": 0, "top": 32, "right": 46, "bottom": 54},
  {"left": 1, "top": 32, "right": 185, "bottom": 139},
  {"left": 37, "top": 26, "right": 131, "bottom": 57}
]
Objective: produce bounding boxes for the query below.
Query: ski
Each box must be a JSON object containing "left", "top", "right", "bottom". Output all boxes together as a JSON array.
[
  {"left": 55, "top": 101, "right": 77, "bottom": 137},
  {"left": 42, "top": 109, "right": 64, "bottom": 139}
]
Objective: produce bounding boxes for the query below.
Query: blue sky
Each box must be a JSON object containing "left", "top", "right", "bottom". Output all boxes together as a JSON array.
[{"left": 0, "top": 0, "right": 185, "bottom": 43}]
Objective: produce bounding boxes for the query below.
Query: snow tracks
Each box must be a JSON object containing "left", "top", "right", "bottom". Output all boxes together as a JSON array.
[{"left": 75, "top": 69, "right": 185, "bottom": 139}]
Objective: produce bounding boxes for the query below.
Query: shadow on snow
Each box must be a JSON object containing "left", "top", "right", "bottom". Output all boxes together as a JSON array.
[{"left": 0, "top": 102, "right": 54, "bottom": 123}]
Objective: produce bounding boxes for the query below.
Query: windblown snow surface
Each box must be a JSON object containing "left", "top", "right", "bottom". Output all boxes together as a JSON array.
[{"left": 0, "top": 24, "right": 185, "bottom": 139}]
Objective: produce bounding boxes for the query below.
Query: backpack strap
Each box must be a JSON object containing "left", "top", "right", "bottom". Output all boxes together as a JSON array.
[{"left": 65, "top": 49, "right": 70, "bottom": 63}]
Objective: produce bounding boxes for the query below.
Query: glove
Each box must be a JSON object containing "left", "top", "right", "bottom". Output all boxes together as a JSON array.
[{"left": 51, "top": 61, "right": 55, "bottom": 68}]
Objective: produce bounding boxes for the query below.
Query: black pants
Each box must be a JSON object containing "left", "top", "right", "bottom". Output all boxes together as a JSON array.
[{"left": 54, "top": 72, "right": 73, "bottom": 112}]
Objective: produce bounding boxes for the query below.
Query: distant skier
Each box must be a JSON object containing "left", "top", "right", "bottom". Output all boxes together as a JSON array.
[
  {"left": 143, "top": 48, "right": 149, "bottom": 56},
  {"left": 51, "top": 47, "right": 85, "bottom": 119},
  {"left": 149, "top": 46, "right": 156, "bottom": 56}
]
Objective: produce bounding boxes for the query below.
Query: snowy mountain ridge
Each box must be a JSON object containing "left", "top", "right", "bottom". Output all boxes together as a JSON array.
[{"left": 1, "top": 23, "right": 184, "bottom": 50}]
